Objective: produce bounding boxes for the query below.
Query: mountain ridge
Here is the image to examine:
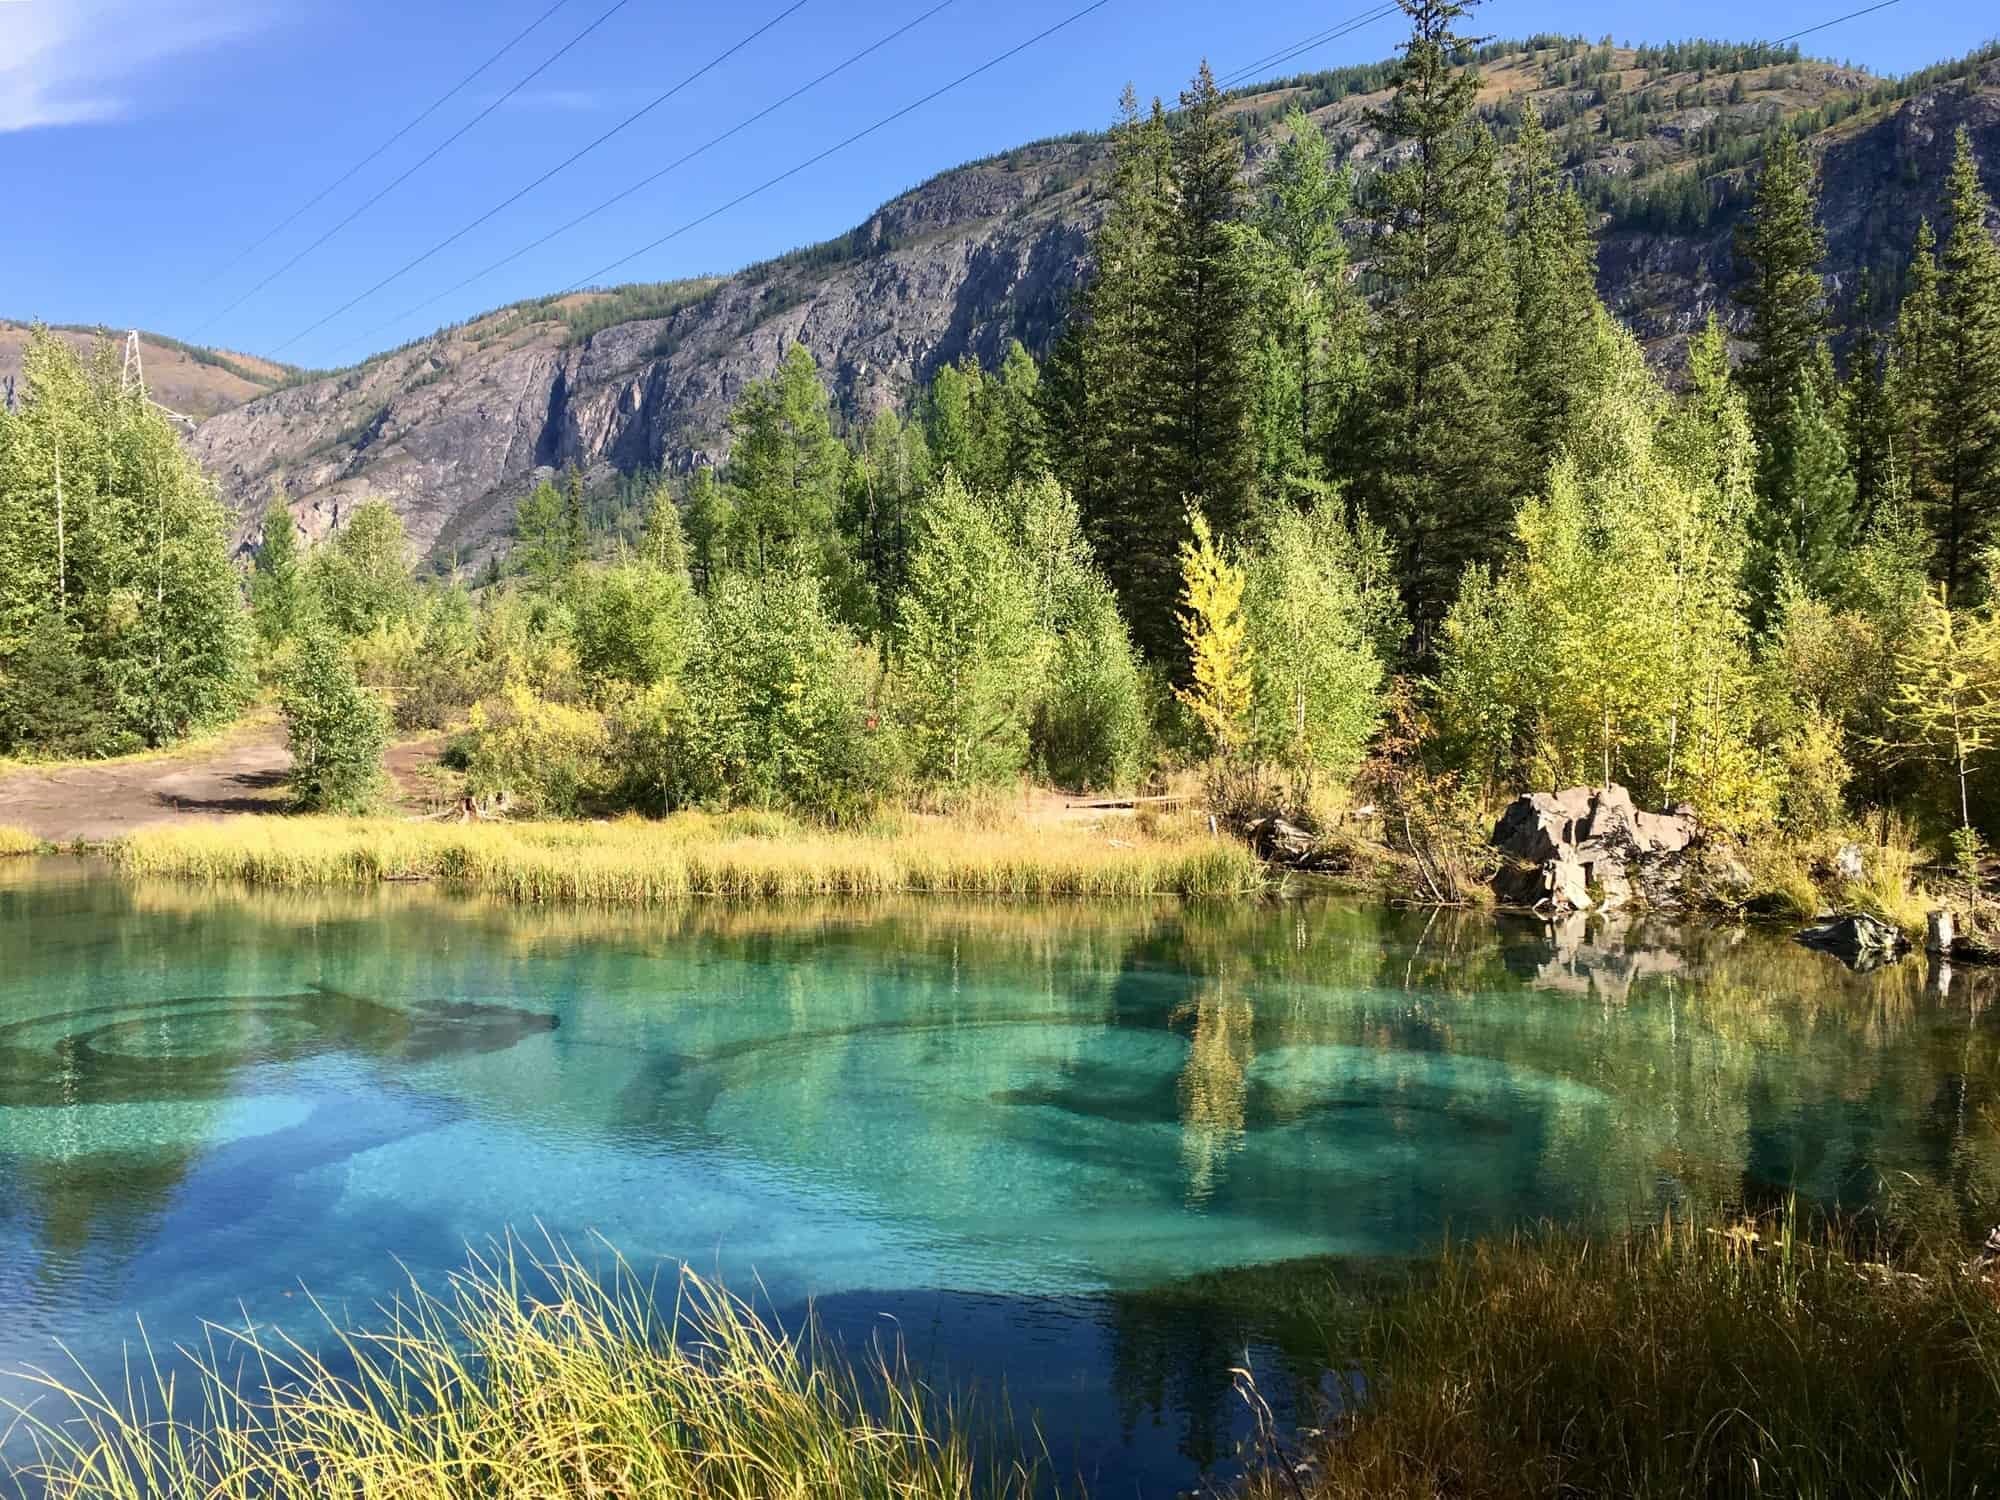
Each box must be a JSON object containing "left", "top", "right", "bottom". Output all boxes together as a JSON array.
[{"left": 30, "top": 33, "right": 2000, "bottom": 567}]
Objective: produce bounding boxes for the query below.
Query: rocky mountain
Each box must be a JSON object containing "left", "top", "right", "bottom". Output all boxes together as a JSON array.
[{"left": 123, "top": 39, "right": 2000, "bottom": 564}]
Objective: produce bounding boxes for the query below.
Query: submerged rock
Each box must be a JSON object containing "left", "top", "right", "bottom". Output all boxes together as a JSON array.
[
  {"left": 1794, "top": 912, "right": 1911, "bottom": 970},
  {"left": 1491, "top": 785, "right": 1698, "bottom": 914}
]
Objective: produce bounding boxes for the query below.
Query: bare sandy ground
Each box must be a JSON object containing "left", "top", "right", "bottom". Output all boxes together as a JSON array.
[{"left": 0, "top": 722, "right": 448, "bottom": 843}]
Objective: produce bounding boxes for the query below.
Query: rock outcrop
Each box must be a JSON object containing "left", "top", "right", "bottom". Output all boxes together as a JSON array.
[
  {"left": 1492, "top": 784, "right": 1697, "bottom": 913},
  {"left": 1794, "top": 912, "right": 1910, "bottom": 969}
]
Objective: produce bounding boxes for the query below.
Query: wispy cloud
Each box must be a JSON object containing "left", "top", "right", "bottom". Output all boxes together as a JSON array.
[{"left": 0, "top": 0, "right": 265, "bottom": 132}]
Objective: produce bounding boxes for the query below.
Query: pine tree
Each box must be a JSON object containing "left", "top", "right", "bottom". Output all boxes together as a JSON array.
[
  {"left": 1752, "top": 347, "right": 1858, "bottom": 611},
  {"left": 1509, "top": 99, "right": 1602, "bottom": 472},
  {"left": 1151, "top": 62, "right": 1258, "bottom": 559},
  {"left": 986, "top": 340, "right": 1048, "bottom": 490},
  {"left": 725, "top": 343, "right": 848, "bottom": 579},
  {"left": 681, "top": 465, "right": 732, "bottom": 590},
  {"left": 1929, "top": 128, "right": 2000, "bottom": 606},
  {"left": 1249, "top": 107, "right": 1358, "bottom": 500},
  {"left": 251, "top": 491, "right": 308, "bottom": 649},
  {"left": 1889, "top": 219, "right": 1943, "bottom": 540},
  {"left": 1734, "top": 131, "right": 1829, "bottom": 490},
  {"left": 841, "top": 407, "right": 930, "bottom": 631},
  {"left": 1355, "top": 0, "right": 1519, "bottom": 656},
  {"left": 562, "top": 468, "right": 589, "bottom": 561},
  {"left": 640, "top": 481, "right": 689, "bottom": 574},
  {"left": 1844, "top": 269, "right": 1897, "bottom": 525},
  {"left": 514, "top": 476, "right": 573, "bottom": 588},
  {"left": 1058, "top": 89, "right": 1174, "bottom": 659}
]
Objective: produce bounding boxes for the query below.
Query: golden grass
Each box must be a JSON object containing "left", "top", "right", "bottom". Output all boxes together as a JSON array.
[
  {"left": 4, "top": 1242, "right": 1040, "bottom": 1500},
  {"left": 111, "top": 811, "right": 1265, "bottom": 904},
  {"left": 0, "top": 824, "right": 43, "bottom": 856},
  {"left": 1243, "top": 1209, "right": 2000, "bottom": 1500}
]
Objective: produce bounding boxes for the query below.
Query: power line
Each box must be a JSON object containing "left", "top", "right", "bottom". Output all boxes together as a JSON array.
[
  {"left": 554, "top": 0, "right": 1114, "bottom": 299},
  {"left": 193, "top": 0, "right": 636, "bottom": 340},
  {"left": 346, "top": 0, "right": 967, "bottom": 355},
  {"left": 193, "top": 0, "right": 578, "bottom": 296},
  {"left": 270, "top": 0, "right": 822, "bottom": 357},
  {"left": 1773, "top": 0, "right": 1903, "bottom": 44},
  {"left": 1217, "top": 3, "right": 1400, "bottom": 91}
]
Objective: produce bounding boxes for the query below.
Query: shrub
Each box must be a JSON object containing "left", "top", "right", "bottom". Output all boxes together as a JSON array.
[
  {"left": 1034, "top": 587, "right": 1148, "bottom": 791},
  {"left": 893, "top": 473, "right": 1038, "bottom": 789},
  {"left": 644, "top": 569, "right": 888, "bottom": 822},
  {"left": 1241, "top": 500, "right": 1390, "bottom": 788},
  {"left": 463, "top": 683, "right": 611, "bottom": 818},
  {"left": 569, "top": 560, "right": 696, "bottom": 692},
  {"left": 281, "top": 625, "right": 388, "bottom": 812}
]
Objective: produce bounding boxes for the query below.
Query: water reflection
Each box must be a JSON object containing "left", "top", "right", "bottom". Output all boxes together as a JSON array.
[{"left": 2, "top": 864, "right": 1998, "bottom": 1492}]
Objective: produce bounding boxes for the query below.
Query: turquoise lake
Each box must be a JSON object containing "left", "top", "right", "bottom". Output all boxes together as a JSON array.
[{"left": 2, "top": 860, "right": 1997, "bottom": 1492}]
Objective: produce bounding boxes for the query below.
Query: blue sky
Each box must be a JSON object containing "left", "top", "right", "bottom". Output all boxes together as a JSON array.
[{"left": 2, "top": 0, "right": 1992, "bottom": 368}]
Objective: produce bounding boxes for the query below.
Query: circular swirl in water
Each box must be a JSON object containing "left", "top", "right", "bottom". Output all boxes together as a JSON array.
[{"left": 0, "top": 988, "right": 557, "bottom": 1109}]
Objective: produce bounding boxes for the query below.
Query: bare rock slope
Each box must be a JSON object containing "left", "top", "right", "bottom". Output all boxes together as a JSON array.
[{"left": 183, "top": 45, "right": 2000, "bottom": 567}]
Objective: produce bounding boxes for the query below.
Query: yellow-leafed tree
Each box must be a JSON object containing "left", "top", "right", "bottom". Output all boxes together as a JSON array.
[{"left": 1174, "top": 507, "right": 1251, "bottom": 753}]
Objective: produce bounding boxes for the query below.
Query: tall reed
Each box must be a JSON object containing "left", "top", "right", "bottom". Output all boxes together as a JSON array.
[
  {"left": 1243, "top": 1208, "right": 2000, "bottom": 1500},
  {"left": 4, "top": 1243, "right": 1042, "bottom": 1500},
  {"left": 111, "top": 814, "right": 1264, "bottom": 903},
  {"left": 0, "top": 825, "right": 41, "bottom": 856}
]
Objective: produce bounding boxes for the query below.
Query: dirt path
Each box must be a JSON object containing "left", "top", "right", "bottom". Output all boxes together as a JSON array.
[{"left": 0, "top": 721, "right": 450, "bottom": 843}]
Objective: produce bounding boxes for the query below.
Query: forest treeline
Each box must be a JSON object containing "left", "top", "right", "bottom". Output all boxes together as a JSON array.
[{"left": 3, "top": 0, "right": 2000, "bottom": 873}]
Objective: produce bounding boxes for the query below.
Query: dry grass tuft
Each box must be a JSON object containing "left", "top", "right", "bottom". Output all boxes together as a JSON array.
[
  {"left": 111, "top": 811, "right": 1265, "bottom": 904},
  {"left": 0, "top": 825, "right": 44, "bottom": 856},
  {"left": 1242, "top": 1208, "right": 2000, "bottom": 1500}
]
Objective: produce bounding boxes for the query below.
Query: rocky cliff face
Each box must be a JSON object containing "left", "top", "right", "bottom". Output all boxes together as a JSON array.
[{"left": 182, "top": 47, "right": 2000, "bottom": 568}]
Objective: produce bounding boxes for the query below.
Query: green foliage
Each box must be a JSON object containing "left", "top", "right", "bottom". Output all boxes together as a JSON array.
[
  {"left": 1241, "top": 501, "right": 1391, "bottom": 785},
  {"left": 0, "top": 329, "right": 250, "bottom": 757},
  {"left": 515, "top": 475, "right": 577, "bottom": 589},
  {"left": 652, "top": 568, "right": 887, "bottom": 821},
  {"left": 1509, "top": 100, "right": 1602, "bottom": 472},
  {"left": 1248, "top": 108, "right": 1360, "bottom": 499},
  {"left": 311, "top": 500, "right": 415, "bottom": 637},
  {"left": 1927, "top": 130, "right": 2000, "bottom": 605},
  {"left": 1435, "top": 324, "right": 1776, "bottom": 830},
  {"left": 464, "top": 682, "right": 610, "bottom": 818},
  {"left": 250, "top": 492, "right": 308, "bottom": 650},
  {"left": 893, "top": 472, "right": 1040, "bottom": 789},
  {"left": 1354, "top": 0, "right": 1520, "bottom": 652},
  {"left": 281, "top": 623, "right": 388, "bottom": 813},
  {"left": 1875, "top": 583, "right": 2000, "bottom": 832},
  {"left": 725, "top": 344, "right": 849, "bottom": 582},
  {"left": 1734, "top": 133, "right": 1830, "bottom": 486},
  {"left": 1750, "top": 349, "right": 1859, "bottom": 612},
  {"left": 569, "top": 560, "right": 696, "bottom": 693},
  {"left": 639, "top": 481, "right": 689, "bottom": 573},
  {"left": 351, "top": 583, "right": 489, "bottom": 732}
]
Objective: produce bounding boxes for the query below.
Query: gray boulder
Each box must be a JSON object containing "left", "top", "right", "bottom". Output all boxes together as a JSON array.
[
  {"left": 1795, "top": 912, "right": 1911, "bottom": 969},
  {"left": 1492, "top": 784, "right": 1698, "bottom": 913}
]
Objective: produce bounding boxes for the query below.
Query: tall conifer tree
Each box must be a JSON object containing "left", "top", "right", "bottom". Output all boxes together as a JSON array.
[
  {"left": 1928, "top": 128, "right": 2000, "bottom": 605},
  {"left": 1355, "top": 0, "right": 1518, "bottom": 656},
  {"left": 1060, "top": 89, "right": 1171, "bottom": 653},
  {"left": 1142, "top": 61, "right": 1259, "bottom": 663},
  {"left": 1509, "top": 100, "right": 1602, "bottom": 473},
  {"left": 1734, "top": 132, "right": 1830, "bottom": 477}
]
